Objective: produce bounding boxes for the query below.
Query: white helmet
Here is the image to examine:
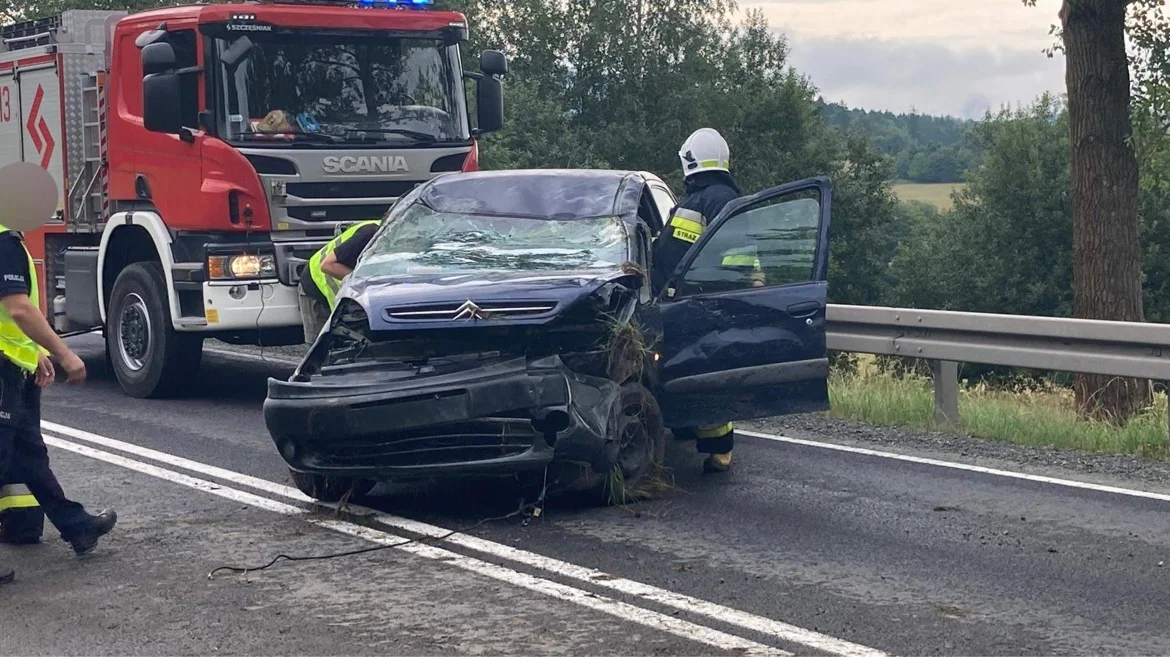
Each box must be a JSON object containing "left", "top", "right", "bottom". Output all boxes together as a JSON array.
[{"left": 679, "top": 128, "right": 730, "bottom": 178}]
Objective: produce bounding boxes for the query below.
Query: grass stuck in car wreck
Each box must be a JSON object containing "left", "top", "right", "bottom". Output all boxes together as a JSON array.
[{"left": 264, "top": 169, "right": 836, "bottom": 506}]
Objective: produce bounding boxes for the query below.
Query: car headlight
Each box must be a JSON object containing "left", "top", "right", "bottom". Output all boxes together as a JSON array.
[{"left": 208, "top": 254, "right": 277, "bottom": 280}]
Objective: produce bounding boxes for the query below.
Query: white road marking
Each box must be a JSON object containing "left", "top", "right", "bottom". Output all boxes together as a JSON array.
[
  {"left": 43, "top": 420, "right": 887, "bottom": 657},
  {"left": 43, "top": 434, "right": 787, "bottom": 657},
  {"left": 738, "top": 429, "right": 1170, "bottom": 503}
]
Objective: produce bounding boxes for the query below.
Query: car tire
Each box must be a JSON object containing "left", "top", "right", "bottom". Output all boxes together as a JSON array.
[
  {"left": 586, "top": 382, "right": 666, "bottom": 505},
  {"left": 106, "top": 262, "right": 203, "bottom": 399},
  {"left": 289, "top": 470, "right": 375, "bottom": 503}
]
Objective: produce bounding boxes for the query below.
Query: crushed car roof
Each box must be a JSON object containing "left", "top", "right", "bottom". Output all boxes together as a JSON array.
[{"left": 420, "top": 169, "right": 648, "bottom": 222}]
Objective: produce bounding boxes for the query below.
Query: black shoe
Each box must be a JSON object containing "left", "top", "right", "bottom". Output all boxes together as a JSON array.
[
  {"left": 0, "top": 566, "right": 13, "bottom": 585},
  {"left": 69, "top": 509, "right": 117, "bottom": 557}
]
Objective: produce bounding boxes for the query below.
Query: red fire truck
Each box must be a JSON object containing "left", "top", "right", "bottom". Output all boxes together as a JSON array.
[{"left": 0, "top": 3, "right": 506, "bottom": 398}]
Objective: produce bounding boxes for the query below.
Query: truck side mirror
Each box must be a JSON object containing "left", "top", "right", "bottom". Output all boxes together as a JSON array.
[
  {"left": 141, "top": 41, "right": 176, "bottom": 77},
  {"left": 481, "top": 50, "right": 507, "bottom": 77},
  {"left": 220, "top": 36, "right": 254, "bottom": 70},
  {"left": 143, "top": 73, "right": 183, "bottom": 134},
  {"left": 476, "top": 76, "right": 503, "bottom": 134}
]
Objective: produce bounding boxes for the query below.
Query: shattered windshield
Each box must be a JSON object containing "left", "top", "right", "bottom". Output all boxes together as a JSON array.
[
  {"left": 216, "top": 33, "right": 468, "bottom": 145},
  {"left": 356, "top": 204, "right": 631, "bottom": 278}
]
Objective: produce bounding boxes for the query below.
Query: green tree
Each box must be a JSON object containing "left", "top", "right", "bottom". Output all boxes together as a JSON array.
[{"left": 891, "top": 96, "right": 1072, "bottom": 316}]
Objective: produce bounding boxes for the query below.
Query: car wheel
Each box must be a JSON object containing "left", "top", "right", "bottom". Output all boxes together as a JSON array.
[
  {"left": 289, "top": 470, "right": 374, "bottom": 503},
  {"left": 105, "top": 262, "right": 203, "bottom": 398},
  {"left": 590, "top": 382, "right": 666, "bottom": 505}
]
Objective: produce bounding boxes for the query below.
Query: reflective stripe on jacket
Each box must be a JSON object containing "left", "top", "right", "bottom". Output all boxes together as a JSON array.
[{"left": 306, "top": 220, "right": 379, "bottom": 310}]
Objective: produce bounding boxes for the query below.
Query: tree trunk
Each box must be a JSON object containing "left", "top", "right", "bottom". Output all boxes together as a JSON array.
[{"left": 1061, "top": 0, "right": 1152, "bottom": 423}]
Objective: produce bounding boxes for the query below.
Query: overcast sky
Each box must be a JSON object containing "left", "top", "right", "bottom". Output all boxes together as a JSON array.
[{"left": 742, "top": 0, "right": 1067, "bottom": 118}]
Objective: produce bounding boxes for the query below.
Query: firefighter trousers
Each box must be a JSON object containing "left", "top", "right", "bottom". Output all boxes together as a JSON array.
[
  {"left": 677, "top": 423, "right": 735, "bottom": 454},
  {"left": 0, "top": 483, "right": 43, "bottom": 543}
]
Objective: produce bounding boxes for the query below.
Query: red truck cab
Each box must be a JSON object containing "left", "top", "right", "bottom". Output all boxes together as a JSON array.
[{"left": 5, "top": 3, "right": 505, "bottom": 398}]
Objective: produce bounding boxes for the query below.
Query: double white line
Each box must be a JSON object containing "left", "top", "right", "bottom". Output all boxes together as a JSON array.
[{"left": 41, "top": 419, "right": 887, "bottom": 657}]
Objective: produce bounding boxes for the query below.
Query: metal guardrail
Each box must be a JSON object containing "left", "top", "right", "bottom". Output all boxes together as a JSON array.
[{"left": 825, "top": 305, "right": 1170, "bottom": 424}]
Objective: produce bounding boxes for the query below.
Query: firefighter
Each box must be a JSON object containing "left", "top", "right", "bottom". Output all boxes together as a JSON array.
[
  {"left": 0, "top": 483, "right": 43, "bottom": 544},
  {"left": 298, "top": 220, "right": 381, "bottom": 343},
  {"left": 0, "top": 162, "right": 117, "bottom": 585},
  {"left": 651, "top": 128, "right": 743, "bottom": 474}
]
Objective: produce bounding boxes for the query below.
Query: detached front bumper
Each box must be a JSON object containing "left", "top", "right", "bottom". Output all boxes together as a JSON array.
[{"left": 264, "top": 355, "right": 619, "bottom": 482}]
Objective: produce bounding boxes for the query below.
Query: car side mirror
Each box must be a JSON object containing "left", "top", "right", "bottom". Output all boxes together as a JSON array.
[
  {"left": 480, "top": 49, "right": 507, "bottom": 77},
  {"left": 143, "top": 73, "right": 183, "bottom": 134},
  {"left": 141, "top": 41, "right": 176, "bottom": 77},
  {"left": 476, "top": 76, "right": 503, "bottom": 134}
]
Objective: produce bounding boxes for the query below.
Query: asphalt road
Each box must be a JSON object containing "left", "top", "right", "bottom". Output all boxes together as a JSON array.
[{"left": 11, "top": 333, "right": 1170, "bottom": 656}]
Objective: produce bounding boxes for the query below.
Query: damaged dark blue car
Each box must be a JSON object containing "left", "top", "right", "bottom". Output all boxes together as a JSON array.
[{"left": 263, "top": 169, "right": 834, "bottom": 503}]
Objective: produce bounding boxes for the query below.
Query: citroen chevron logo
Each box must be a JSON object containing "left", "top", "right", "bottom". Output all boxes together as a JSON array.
[
  {"left": 453, "top": 300, "right": 488, "bottom": 320},
  {"left": 26, "top": 85, "right": 54, "bottom": 169}
]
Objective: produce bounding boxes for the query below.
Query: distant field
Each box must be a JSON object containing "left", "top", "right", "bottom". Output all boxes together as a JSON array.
[{"left": 892, "top": 182, "right": 965, "bottom": 211}]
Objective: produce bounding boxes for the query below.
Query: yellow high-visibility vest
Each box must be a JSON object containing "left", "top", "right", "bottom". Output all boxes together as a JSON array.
[
  {"left": 0, "top": 225, "right": 46, "bottom": 373},
  {"left": 307, "top": 220, "right": 379, "bottom": 310}
]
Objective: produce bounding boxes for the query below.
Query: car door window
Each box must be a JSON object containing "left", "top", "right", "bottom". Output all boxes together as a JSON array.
[
  {"left": 674, "top": 188, "right": 821, "bottom": 298},
  {"left": 648, "top": 184, "right": 676, "bottom": 226}
]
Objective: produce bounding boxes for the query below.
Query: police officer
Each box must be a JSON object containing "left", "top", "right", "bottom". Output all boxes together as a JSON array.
[
  {"left": 298, "top": 220, "right": 380, "bottom": 343},
  {"left": 0, "top": 162, "right": 117, "bottom": 585},
  {"left": 652, "top": 128, "right": 743, "bottom": 474}
]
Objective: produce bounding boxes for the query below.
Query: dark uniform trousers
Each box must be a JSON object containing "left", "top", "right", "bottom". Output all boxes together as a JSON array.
[
  {"left": 0, "top": 359, "right": 89, "bottom": 542},
  {"left": 0, "top": 483, "right": 44, "bottom": 543}
]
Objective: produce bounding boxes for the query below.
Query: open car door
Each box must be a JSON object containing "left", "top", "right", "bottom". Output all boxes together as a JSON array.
[{"left": 655, "top": 177, "right": 832, "bottom": 430}]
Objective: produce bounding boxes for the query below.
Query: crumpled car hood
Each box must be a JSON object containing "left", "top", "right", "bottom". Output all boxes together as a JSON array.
[{"left": 340, "top": 269, "right": 627, "bottom": 332}]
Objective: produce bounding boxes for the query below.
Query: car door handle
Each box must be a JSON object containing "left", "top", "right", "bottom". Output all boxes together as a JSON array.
[{"left": 786, "top": 301, "right": 821, "bottom": 318}]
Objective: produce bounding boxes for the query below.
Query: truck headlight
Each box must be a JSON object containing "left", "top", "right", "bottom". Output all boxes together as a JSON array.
[{"left": 208, "top": 254, "right": 276, "bottom": 280}]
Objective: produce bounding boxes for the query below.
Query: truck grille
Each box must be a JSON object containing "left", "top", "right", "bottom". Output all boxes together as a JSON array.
[
  {"left": 286, "top": 180, "right": 418, "bottom": 199},
  {"left": 287, "top": 204, "right": 390, "bottom": 223},
  {"left": 383, "top": 300, "right": 558, "bottom": 322}
]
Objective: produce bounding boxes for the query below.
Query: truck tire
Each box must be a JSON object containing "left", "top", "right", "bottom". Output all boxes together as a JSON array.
[
  {"left": 106, "top": 262, "right": 203, "bottom": 398},
  {"left": 289, "top": 470, "right": 374, "bottom": 504}
]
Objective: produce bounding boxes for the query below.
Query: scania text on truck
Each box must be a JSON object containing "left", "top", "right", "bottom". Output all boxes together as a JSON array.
[{"left": 0, "top": 2, "right": 506, "bottom": 397}]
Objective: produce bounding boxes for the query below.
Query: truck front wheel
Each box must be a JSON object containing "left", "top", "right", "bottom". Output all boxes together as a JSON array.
[{"left": 106, "top": 262, "right": 203, "bottom": 398}]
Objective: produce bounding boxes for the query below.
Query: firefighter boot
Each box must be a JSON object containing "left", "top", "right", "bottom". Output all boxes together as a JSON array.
[
  {"left": 69, "top": 509, "right": 118, "bottom": 557},
  {"left": 695, "top": 423, "right": 734, "bottom": 474},
  {"left": 703, "top": 452, "right": 733, "bottom": 473}
]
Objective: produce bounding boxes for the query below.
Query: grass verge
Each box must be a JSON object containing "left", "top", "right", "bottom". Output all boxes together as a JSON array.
[{"left": 828, "top": 360, "right": 1169, "bottom": 459}]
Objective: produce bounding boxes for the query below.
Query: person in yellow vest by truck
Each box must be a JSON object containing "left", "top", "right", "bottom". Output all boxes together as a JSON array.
[
  {"left": 298, "top": 220, "right": 381, "bottom": 343},
  {"left": 0, "top": 162, "right": 117, "bottom": 586},
  {"left": 0, "top": 482, "right": 43, "bottom": 544}
]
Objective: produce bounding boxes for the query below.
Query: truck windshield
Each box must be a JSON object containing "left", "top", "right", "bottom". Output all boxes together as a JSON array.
[{"left": 215, "top": 33, "right": 468, "bottom": 145}]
